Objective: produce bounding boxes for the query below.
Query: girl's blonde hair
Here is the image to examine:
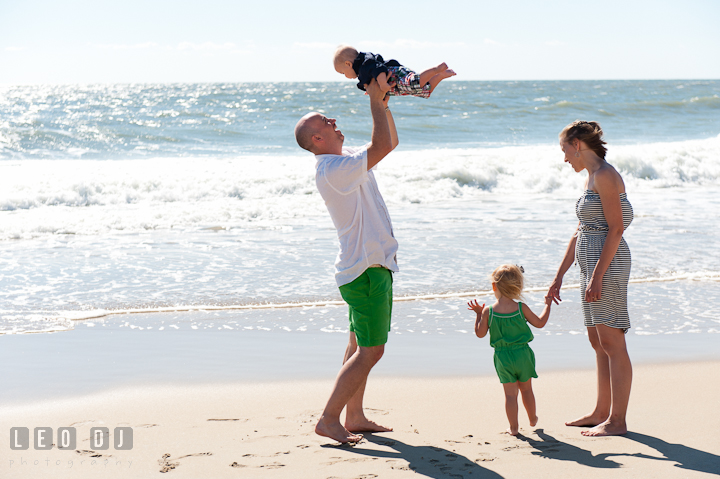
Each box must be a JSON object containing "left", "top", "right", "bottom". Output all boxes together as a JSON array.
[{"left": 490, "top": 264, "right": 524, "bottom": 300}]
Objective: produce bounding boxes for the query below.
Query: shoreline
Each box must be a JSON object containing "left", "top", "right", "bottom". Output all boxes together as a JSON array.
[
  {"left": 1, "top": 317, "right": 718, "bottom": 407},
  {"left": 2, "top": 362, "right": 719, "bottom": 478}
]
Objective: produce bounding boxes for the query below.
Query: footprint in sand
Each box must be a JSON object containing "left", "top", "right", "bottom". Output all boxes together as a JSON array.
[
  {"left": 475, "top": 453, "right": 496, "bottom": 462},
  {"left": 230, "top": 462, "right": 246, "bottom": 468},
  {"left": 69, "top": 420, "right": 99, "bottom": 427},
  {"left": 76, "top": 450, "right": 111, "bottom": 458},
  {"left": 158, "top": 452, "right": 212, "bottom": 473},
  {"left": 364, "top": 408, "right": 389, "bottom": 416},
  {"left": 258, "top": 462, "right": 285, "bottom": 469},
  {"left": 207, "top": 418, "right": 247, "bottom": 422},
  {"left": 324, "top": 457, "right": 369, "bottom": 466}
]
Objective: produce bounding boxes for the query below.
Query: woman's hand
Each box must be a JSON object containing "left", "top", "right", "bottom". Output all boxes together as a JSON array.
[
  {"left": 547, "top": 276, "right": 563, "bottom": 305},
  {"left": 585, "top": 276, "right": 603, "bottom": 303}
]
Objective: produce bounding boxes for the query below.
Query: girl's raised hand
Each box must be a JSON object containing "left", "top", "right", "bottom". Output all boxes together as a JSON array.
[{"left": 467, "top": 299, "right": 485, "bottom": 314}]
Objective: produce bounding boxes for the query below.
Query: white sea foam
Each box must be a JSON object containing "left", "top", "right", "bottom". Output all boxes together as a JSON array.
[{"left": 1, "top": 136, "right": 718, "bottom": 240}]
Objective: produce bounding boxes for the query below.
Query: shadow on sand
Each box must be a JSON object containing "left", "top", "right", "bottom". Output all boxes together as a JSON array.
[
  {"left": 624, "top": 431, "right": 720, "bottom": 476},
  {"left": 322, "top": 429, "right": 720, "bottom": 477},
  {"left": 322, "top": 434, "right": 505, "bottom": 479},
  {"left": 517, "top": 429, "right": 624, "bottom": 468},
  {"left": 518, "top": 429, "right": 720, "bottom": 475}
]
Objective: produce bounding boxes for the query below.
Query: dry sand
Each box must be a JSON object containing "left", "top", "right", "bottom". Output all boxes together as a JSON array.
[{"left": 2, "top": 361, "right": 719, "bottom": 478}]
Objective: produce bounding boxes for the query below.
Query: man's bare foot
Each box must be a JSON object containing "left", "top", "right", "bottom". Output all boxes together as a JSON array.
[
  {"left": 581, "top": 419, "right": 627, "bottom": 437},
  {"left": 345, "top": 417, "right": 393, "bottom": 433},
  {"left": 529, "top": 415, "right": 538, "bottom": 427},
  {"left": 565, "top": 413, "right": 607, "bottom": 427},
  {"left": 316, "top": 418, "right": 363, "bottom": 443},
  {"left": 505, "top": 427, "right": 519, "bottom": 436}
]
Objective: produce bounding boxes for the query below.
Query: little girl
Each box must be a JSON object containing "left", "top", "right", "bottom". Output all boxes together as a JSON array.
[{"left": 468, "top": 264, "right": 552, "bottom": 436}]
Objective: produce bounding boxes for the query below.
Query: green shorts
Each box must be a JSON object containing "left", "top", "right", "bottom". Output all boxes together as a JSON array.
[
  {"left": 338, "top": 267, "right": 393, "bottom": 347},
  {"left": 493, "top": 345, "right": 538, "bottom": 384}
]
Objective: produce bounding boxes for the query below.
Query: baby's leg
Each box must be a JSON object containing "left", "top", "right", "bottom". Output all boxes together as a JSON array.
[
  {"left": 518, "top": 379, "right": 538, "bottom": 427},
  {"left": 502, "top": 382, "right": 520, "bottom": 435},
  {"left": 425, "top": 68, "right": 456, "bottom": 94},
  {"left": 419, "top": 62, "right": 449, "bottom": 85}
]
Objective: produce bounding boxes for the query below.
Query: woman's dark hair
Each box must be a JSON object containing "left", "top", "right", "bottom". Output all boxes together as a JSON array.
[{"left": 560, "top": 120, "right": 607, "bottom": 159}]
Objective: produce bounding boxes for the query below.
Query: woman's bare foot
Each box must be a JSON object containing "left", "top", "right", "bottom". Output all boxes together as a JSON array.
[
  {"left": 565, "top": 412, "right": 607, "bottom": 427},
  {"left": 505, "top": 427, "right": 519, "bottom": 436},
  {"left": 581, "top": 419, "right": 627, "bottom": 437},
  {"left": 316, "top": 418, "right": 363, "bottom": 443},
  {"left": 345, "top": 417, "right": 393, "bottom": 433},
  {"left": 529, "top": 415, "right": 538, "bottom": 427}
]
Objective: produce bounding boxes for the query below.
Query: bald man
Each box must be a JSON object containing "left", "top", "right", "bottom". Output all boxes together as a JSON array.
[{"left": 294, "top": 79, "right": 399, "bottom": 443}]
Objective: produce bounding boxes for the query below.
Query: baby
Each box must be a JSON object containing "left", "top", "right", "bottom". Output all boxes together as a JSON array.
[{"left": 333, "top": 45, "right": 455, "bottom": 99}]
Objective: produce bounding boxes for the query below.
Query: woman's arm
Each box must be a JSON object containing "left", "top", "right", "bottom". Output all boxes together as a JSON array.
[
  {"left": 547, "top": 223, "right": 579, "bottom": 304},
  {"left": 585, "top": 169, "right": 624, "bottom": 303}
]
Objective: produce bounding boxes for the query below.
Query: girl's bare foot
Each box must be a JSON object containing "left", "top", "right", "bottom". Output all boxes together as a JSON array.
[
  {"left": 316, "top": 418, "right": 363, "bottom": 444},
  {"left": 565, "top": 412, "right": 607, "bottom": 427},
  {"left": 344, "top": 418, "right": 392, "bottom": 433},
  {"left": 581, "top": 419, "right": 627, "bottom": 437},
  {"left": 529, "top": 415, "right": 538, "bottom": 427},
  {"left": 505, "top": 427, "right": 519, "bottom": 436}
]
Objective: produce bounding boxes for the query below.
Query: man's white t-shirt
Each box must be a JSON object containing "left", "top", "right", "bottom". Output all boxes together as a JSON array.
[{"left": 315, "top": 145, "right": 399, "bottom": 287}]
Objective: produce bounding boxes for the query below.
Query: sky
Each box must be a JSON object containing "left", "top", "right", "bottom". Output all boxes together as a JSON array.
[{"left": 1, "top": 0, "right": 719, "bottom": 84}]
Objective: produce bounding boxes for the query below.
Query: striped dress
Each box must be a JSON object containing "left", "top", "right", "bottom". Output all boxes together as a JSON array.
[{"left": 575, "top": 190, "right": 633, "bottom": 330}]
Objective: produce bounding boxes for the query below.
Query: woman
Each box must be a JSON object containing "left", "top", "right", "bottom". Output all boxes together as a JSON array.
[{"left": 548, "top": 120, "right": 633, "bottom": 437}]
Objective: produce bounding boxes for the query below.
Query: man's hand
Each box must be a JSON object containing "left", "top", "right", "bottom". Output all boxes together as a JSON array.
[{"left": 366, "top": 78, "right": 388, "bottom": 102}]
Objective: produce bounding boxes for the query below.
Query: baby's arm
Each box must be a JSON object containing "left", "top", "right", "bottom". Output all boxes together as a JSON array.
[
  {"left": 375, "top": 72, "right": 392, "bottom": 93},
  {"left": 468, "top": 299, "right": 489, "bottom": 338},
  {"left": 522, "top": 296, "right": 552, "bottom": 329}
]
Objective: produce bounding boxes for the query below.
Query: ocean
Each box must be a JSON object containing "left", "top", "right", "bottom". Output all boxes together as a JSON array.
[{"left": 1, "top": 80, "right": 719, "bottom": 340}]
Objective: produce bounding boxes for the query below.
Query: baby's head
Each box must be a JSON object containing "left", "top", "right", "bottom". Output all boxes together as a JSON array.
[
  {"left": 490, "top": 264, "right": 524, "bottom": 300},
  {"left": 333, "top": 45, "right": 358, "bottom": 79}
]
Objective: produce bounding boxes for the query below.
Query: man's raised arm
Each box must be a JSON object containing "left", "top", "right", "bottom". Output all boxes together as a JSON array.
[
  {"left": 384, "top": 94, "right": 399, "bottom": 151},
  {"left": 366, "top": 80, "right": 397, "bottom": 170}
]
